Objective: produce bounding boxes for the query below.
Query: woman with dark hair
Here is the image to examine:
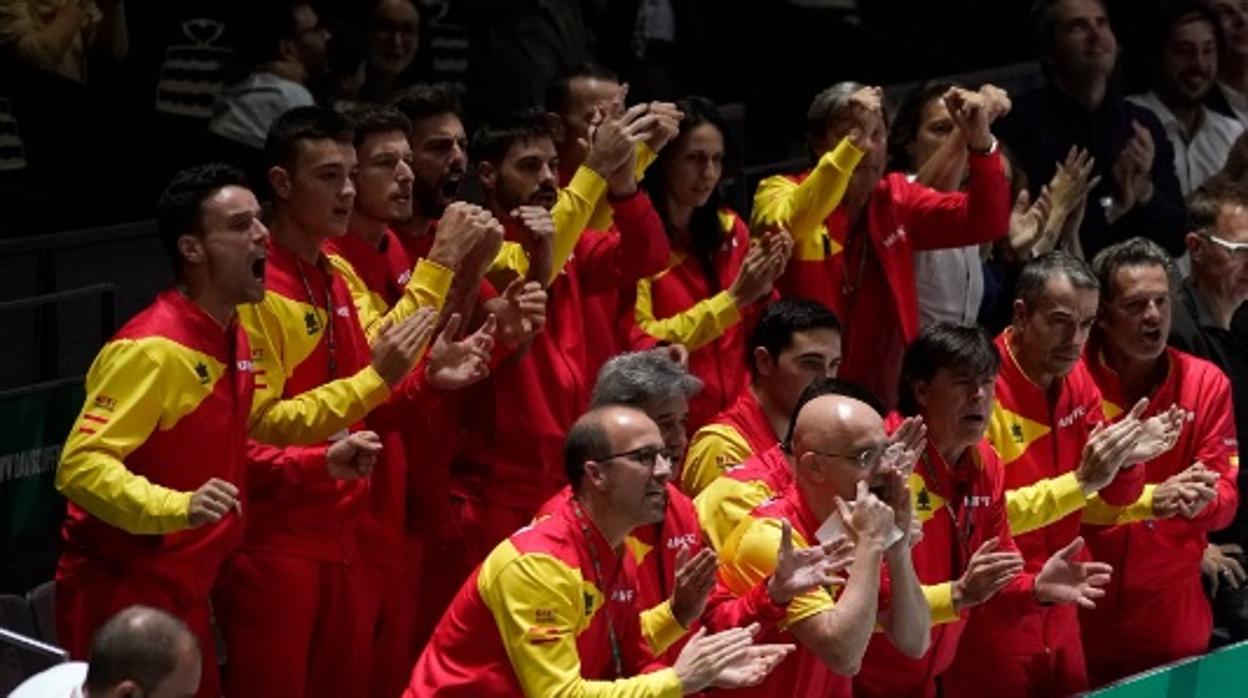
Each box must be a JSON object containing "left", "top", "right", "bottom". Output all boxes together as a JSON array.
[{"left": 622, "top": 96, "right": 791, "bottom": 432}]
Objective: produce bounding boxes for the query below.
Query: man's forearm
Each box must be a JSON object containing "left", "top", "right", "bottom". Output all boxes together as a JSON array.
[{"left": 883, "top": 547, "right": 932, "bottom": 658}]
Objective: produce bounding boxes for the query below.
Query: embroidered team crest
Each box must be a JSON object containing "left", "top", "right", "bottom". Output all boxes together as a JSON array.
[
  {"left": 1010, "top": 424, "right": 1024, "bottom": 443},
  {"left": 304, "top": 311, "right": 320, "bottom": 335},
  {"left": 194, "top": 362, "right": 210, "bottom": 384},
  {"left": 916, "top": 488, "right": 932, "bottom": 512},
  {"left": 583, "top": 592, "right": 595, "bottom": 615}
]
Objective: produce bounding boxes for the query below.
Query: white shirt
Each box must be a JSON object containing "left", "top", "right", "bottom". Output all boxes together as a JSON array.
[
  {"left": 208, "top": 72, "right": 314, "bottom": 150},
  {"left": 9, "top": 661, "right": 87, "bottom": 698},
  {"left": 1128, "top": 91, "right": 1244, "bottom": 195}
]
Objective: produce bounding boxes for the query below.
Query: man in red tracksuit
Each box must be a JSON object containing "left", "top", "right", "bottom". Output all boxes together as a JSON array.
[
  {"left": 325, "top": 105, "right": 510, "bottom": 698},
  {"left": 752, "top": 83, "right": 1012, "bottom": 408},
  {"left": 1079, "top": 238, "right": 1240, "bottom": 686},
  {"left": 406, "top": 406, "right": 794, "bottom": 696},
  {"left": 448, "top": 106, "right": 670, "bottom": 568},
  {"left": 681, "top": 298, "right": 842, "bottom": 496},
  {"left": 856, "top": 323, "right": 1116, "bottom": 698},
  {"left": 54, "top": 164, "right": 416, "bottom": 698},
  {"left": 215, "top": 107, "right": 458, "bottom": 697},
  {"left": 944, "top": 252, "right": 1187, "bottom": 697}
]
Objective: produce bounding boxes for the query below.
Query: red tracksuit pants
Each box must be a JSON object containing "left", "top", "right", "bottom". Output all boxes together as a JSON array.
[
  {"left": 214, "top": 551, "right": 373, "bottom": 697},
  {"left": 943, "top": 603, "right": 1088, "bottom": 698}
]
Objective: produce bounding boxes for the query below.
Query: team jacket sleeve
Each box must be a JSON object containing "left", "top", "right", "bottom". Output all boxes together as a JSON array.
[
  {"left": 630, "top": 280, "right": 741, "bottom": 352},
  {"left": 481, "top": 553, "right": 683, "bottom": 698},
  {"left": 548, "top": 167, "right": 610, "bottom": 286},
  {"left": 719, "top": 517, "right": 836, "bottom": 629},
  {"left": 1005, "top": 472, "right": 1088, "bottom": 536},
  {"left": 750, "top": 138, "right": 863, "bottom": 243},
  {"left": 243, "top": 441, "right": 330, "bottom": 498},
  {"left": 330, "top": 255, "right": 455, "bottom": 343},
  {"left": 55, "top": 340, "right": 193, "bottom": 534},
  {"left": 899, "top": 149, "right": 1010, "bottom": 251},
  {"left": 638, "top": 600, "right": 688, "bottom": 657},
  {"left": 681, "top": 425, "right": 753, "bottom": 497},
  {"left": 577, "top": 191, "right": 672, "bottom": 295},
  {"left": 241, "top": 301, "right": 392, "bottom": 446}
]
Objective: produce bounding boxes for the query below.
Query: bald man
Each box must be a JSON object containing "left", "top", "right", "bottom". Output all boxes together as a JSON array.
[
  {"left": 12, "top": 605, "right": 202, "bottom": 698},
  {"left": 715, "top": 392, "right": 931, "bottom": 698},
  {"left": 407, "top": 405, "right": 794, "bottom": 696}
]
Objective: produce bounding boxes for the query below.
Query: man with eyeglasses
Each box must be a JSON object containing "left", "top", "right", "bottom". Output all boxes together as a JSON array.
[
  {"left": 943, "top": 251, "right": 1185, "bottom": 697},
  {"left": 406, "top": 405, "right": 795, "bottom": 696},
  {"left": 857, "top": 323, "right": 1116, "bottom": 698},
  {"left": 1171, "top": 181, "right": 1248, "bottom": 643},
  {"left": 713, "top": 392, "right": 932, "bottom": 698}
]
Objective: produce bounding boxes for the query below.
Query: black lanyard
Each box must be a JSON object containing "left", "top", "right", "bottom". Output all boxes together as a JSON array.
[
  {"left": 572, "top": 501, "right": 625, "bottom": 679},
  {"left": 294, "top": 257, "right": 338, "bottom": 380}
]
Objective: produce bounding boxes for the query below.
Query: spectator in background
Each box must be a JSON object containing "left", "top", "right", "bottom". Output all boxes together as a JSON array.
[
  {"left": 998, "top": 0, "right": 1187, "bottom": 259},
  {"left": 1169, "top": 182, "right": 1248, "bottom": 643},
  {"left": 1210, "top": 0, "right": 1248, "bottom": 125},
  {"left": 206, "top": 1, "right": 330, "bottom": 181},
  {"left": 0, "top": 0, "right": 127, "bottom": 83},
  {"left": 361, "top": 0, "right": 420, "bottom": 103},
  {"left": 11, "top": 606, "right": 201, "bottom": 698},
  {"left": 623, "top": 96, "right": 791, "bottom": 433},
  {"left": 1130, "top": 2, "right": 1242, "bottom": 196}
]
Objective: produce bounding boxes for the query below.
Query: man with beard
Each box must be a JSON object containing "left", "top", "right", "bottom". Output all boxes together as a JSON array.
[
  {"left": 856, "top": 324, "right": 1117, "bottom": 698},
  {"left": 998, "top": 0, "right": 1186, "bottom": 258},
  {"left": 323, "top": 104, "right": 510, "bottom": 698},
  {"left": 1170, "top": 182, "right": 1248, "bottom": 641},
  {"left": 54, "top": 164, "right": 415, "bottom": 698},
  {"left": 942, "top": 251, "right": 1186, "bottom": 697},
  {"left": 406, "top": 406, "right": 796, "bottom": 696},
  {"left": 1078, "top": 238, "right": 1238, "bottom": 686},
  {"left": 751, "top": 82, "right": 1011, "bottom": 409},
  {"left": 714, "top": 392, "right": 931, "bottom": 698},
  {"left": 534, "top": 352, "right": 855, "bottom": 666},
  {"left": 214, "top": 106, "right": 459, "bottom": 696},
  {"left": 446, "top": 107, "right": 669, "bottom": 571},
  {"left": 1129, "top": 2, "right": 1243, "bottom": 194}
]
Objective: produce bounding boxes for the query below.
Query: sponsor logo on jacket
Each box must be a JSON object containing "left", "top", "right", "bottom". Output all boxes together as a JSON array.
[{"left": 1056, "top": 405, "right": 1087, "bottom": 429}]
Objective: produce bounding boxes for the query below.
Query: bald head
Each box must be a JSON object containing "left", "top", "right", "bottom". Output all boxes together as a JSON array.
[
  {"left": 792, "top": 394, "right": 885, "bottom": 456},
  {"left": 564, "top": 405, "right": 654, "bottom": 491},
  {"left": 85, "top": 605, "right": 201, "bottom": 697}
]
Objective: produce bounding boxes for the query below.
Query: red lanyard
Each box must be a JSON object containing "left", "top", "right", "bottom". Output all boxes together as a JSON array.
[{"left": 572, "top": 501, "right": 625, "bottom": 679}]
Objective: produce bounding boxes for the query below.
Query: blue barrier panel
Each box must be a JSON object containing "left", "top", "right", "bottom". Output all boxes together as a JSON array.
[{"left": 1086, "top": 641, "right": 1248, "bottom": 697}]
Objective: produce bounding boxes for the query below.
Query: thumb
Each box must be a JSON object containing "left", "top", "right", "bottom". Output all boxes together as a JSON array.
[
  {"left": 974, "top": 537, "right": 1000, "bottom": 558},
  {"left": 503, "top": 276, "right": 525, "bottom": 300},
  {"left": 440, "top": 313, "right": 463, "bottom": 342},
  {"left": 779, "top": 518, "right": 793, "bottom": 555},
  {"left": 834, "top": 496, "right": 853, "bottom": 523},
  {"left": 1127, "top": 397, "right": 1149, "bottom": 421},
  {"left": 1059, "top": 535, "right": 1085, "bottom": 561},
  {"left": 856, "top": 479, "right": 870, "bottom": 502},
  {"left": 479, "top": 314, "right": 498, "bottom": 337}
]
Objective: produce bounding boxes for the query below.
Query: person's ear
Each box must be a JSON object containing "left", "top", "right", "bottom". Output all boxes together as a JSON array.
[
  {"left": 477, "top": 161, "right": 498, "bottom": 190},
  {"left": 113, "top": 679, "right": 144, "bottom": 697},
  {"left": 913, "top": 380, "right": 931, "bottom": 411},
  {"left": 753, "top": 347, "right": 776, "bottom": 378},
  {"left": 1012, "top": 298, "right": 1028, "bottom": 331},
  {"left": 178, "top": 234, "right": 205, "bottom": 267},
  {"left": 269, "top": 166, "right": 292, "bottom": 200},
  {"left": 1185, "top": 232, "right": 1203, "bottom": 260},
  {"left": 584, "top": 460, "right": 608, "bottom": 490}
]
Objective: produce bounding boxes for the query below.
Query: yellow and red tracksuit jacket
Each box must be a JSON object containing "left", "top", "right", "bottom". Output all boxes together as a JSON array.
[
  {"left": 856, "top": 418, "right": 1039, "bottom": 698},
  {"left": 694, "top": 442, "right": 793, "bottom": 552},
  {"left": 238, "top": 238, "right": 450, "bottom": 562},
  {"left": 681, "top": 386, "right": 779, "bottom": 497},
  {"left": 453, "top": 178, "right": 667, "bottom": 517},
  {"left": 1079, "top": 345, "right": 1239, "bottom": 660},
  {"left": 56, "top": 290, "right": 255, "bottom": 601},
  {"left": 620, "top": 208, "right": 763, "bottom": 433},
  {"left": 750, "top": 138, "right": 863, "bottom": 314},
  {"left": 953, "top": 330, "right": 1143, "bottom": 657},
  {"left": 405, "top": 495, "right": 682, "bottom": 697},
  {"left": 715, "top": 484, "right": 856, "bottom": 698}
]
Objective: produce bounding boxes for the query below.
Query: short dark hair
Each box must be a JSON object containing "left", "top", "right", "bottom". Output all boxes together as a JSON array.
[
  {"left": 1148, "top": 2, "right": 1224, "bottom": 82},
  {"left": 155, "top": 163, "right": 250, "bottom": 274},
  {"left": 564, "top": 408, "right": 615, "bottom": 491},
  {"left": 264, "top": 105, "right": 354, "bottom": 170},
  {"left": 887, "top": 79, "right": 960, "bottom": 173},
  {"left": 1014, "top": 251, "right": 1099, "bottom": 308},
  {"left": 83, "top": 606, "right": 198, "bottom": 694},
  {"left": 390, "top": 82, "right": 464, "bottom": 124},
  {"left": 1188, "top": 179, "right": 1248, "bottom": 232},
  {"left": 590, "top": 351, "right": 703, "bottom": 409},
  {"left": 470, "top": 108, "right": 560, "bottom": 166},
  {"left": 545, "top": 62, "right": 620, "bottom": 115},
  {"left": 747, "top": 298, "right": 841, "bottom": 377},
  {"left": 347, "top": 105, "right": 412, "bottom": 148},
  {"left": 784, "top": 377, "right": 884, "bottom": 450},
  {"left": 897, "top": 323, "right": 1001, "bottom": 417},
  {"left": 1090, "top": 237, "right": 1175, "bottom": 303},
  {"left": 1031, "top": 0, "right": 1111, "bottom": 64}
]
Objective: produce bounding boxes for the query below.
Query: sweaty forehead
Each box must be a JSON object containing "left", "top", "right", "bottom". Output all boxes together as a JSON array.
[{"left": 568, "top": 77, "right": 621, "bottom": 112}]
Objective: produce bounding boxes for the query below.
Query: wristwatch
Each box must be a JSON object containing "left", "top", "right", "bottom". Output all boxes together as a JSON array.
[{"left": 969, "top": 136, "right": 998, "bottom": 156}]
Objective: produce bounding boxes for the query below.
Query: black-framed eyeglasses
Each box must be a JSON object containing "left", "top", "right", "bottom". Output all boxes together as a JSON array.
[
  {"left": 808, "top": 445, "right": 886, "bottom": 470},
  {"left": 595, "top": 446, "right": 672, "bottom": 469}
]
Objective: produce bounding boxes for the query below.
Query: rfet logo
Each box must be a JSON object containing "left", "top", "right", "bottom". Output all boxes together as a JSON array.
[
  {"left": 882, "top": 226, "right": 908, "bottom": 249},
  {"left": 667, "top": 533, "right": 698, "bottom": 550},
  {"left": 1056, "top": 405, "right": 1087, "bottom": 429},
  {"left": 611, "top": 588, "right": 636, "bottom": 604}
]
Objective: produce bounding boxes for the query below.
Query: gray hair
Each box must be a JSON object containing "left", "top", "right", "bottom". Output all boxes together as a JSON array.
[
  {"left": 1090, "top": 237, "right": 1176, "bottom": 302},
  {"left": 1015, "top": 250, "right": 1100, "bottom": 308},
  {"left": 807, "top": 81, "right": 866, "bottom": 146},
  {"left": 590, "top": 351, "right": 703, "bottom": 410}
]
